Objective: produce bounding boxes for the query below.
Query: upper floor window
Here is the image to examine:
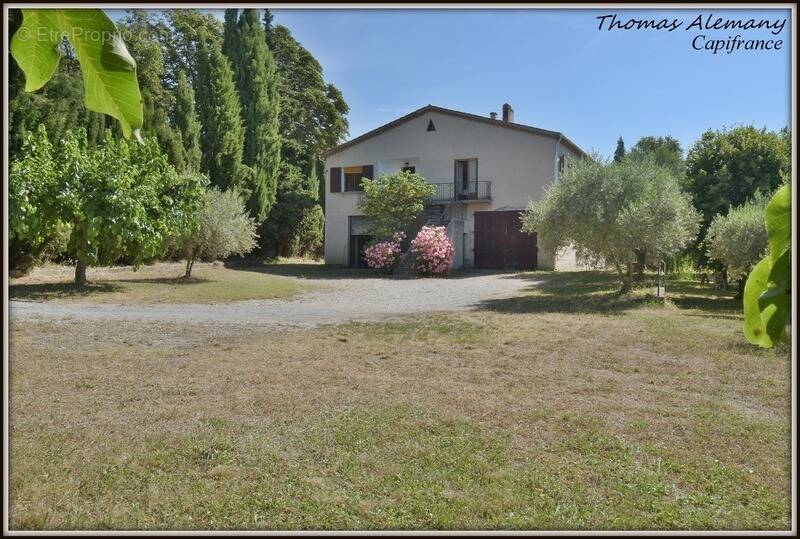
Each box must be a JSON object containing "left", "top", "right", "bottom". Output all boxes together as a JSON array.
[
  {"left": 344, "top": 165, "right": 365, "bottom": 191},
  {"left": 343, "top": 165, "right": 373, "bottom": 191},
  {"left": 329, "top": 164, "right": 374, "bottom": 193},
  {"left": 557, "top": 154, "right": 566, "bottom": 176}
]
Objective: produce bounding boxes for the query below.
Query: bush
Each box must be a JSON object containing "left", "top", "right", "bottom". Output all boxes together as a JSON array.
[
  {"left": 289, "top": 204, "right": 324, "bottom": 258},
  {"left": 260, "top": 163, "right": 323, "bottom": 258},
  {"left": 667, "top": 253, "right": 706, "bottom": 281},
  {"left": 168, "top": 188, "right": 259, "bottom": 278},
  {"left": 706, "top": 192, "right": 770, "bottom": 291},
  {"left": 411, "top": 226, "right": 454, "bottom": 276},
  {"left": 363, "top": 232, "right": 404, "bottom": 272}
]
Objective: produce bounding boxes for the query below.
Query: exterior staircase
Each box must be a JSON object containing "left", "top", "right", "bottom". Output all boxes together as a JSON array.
[
  {"left": 391, "top": 204, "right": 450, "bottom": 279},
  {"left": 421, "top": 204, "right": 448, "bottom": 227},
  {"left": 392, "top": 250, "right": 417, "bottom": 279}
]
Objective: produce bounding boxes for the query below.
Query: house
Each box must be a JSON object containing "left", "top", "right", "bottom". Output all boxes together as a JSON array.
[{"left": 322, "top": 103, "right": 586, "bottom": 270}]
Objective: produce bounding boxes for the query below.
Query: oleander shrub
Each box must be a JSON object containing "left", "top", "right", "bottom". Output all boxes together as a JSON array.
[
  {"left": 363, "top": 232, "right": 405, "bottom": 272},
  {"left": 411, "top": 226, "right": 454, "bottom": 276}
]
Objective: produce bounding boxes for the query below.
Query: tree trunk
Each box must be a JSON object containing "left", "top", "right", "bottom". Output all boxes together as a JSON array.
[
  {"left": 184, "top": 255, "right": 195, "bottom": 279},
  {"left": 735, "top": 277, "right": 746, "bottom": 299},
  {"left": 75, "top": 260, "right": 88, "bottom": 286},
  {"left": 74, "top": 223, "right": 90, "bottom": 286},
  {"left": 634, "top": 248, "right": 646, "bottom": 281},
  {"left": 610, "top": 255, "right": 631, "bottom": 293},
  {"left": 619, "top": 274, "right": 631, "bottom": 293}
]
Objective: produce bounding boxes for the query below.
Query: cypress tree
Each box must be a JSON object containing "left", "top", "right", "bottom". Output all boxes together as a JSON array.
[
  {"left": 228, "top": 9, "right": 281, "bottom": 223},
  {"left": 195, "top": 34, "right": 244, "bottom": 191},
  {"left": 614, "top": 136, "right": 626, "bottom": 163},
  {"left": 306, "top": 152, "right": 320, "bottom": 202},
  {"left": 173, "top": 70, "right": 203, "bottom": 172},
  {"left": 222, "top": 9, "right": 240, "bottom": 65},
  {"left": 142, "top": 91, "right": 186, "bottom": 171},
  {"left": 263, "top": 9, "right": 274, "bottom": 34},
  {"left": 119, "top": 10, "right": 186, "bottom": 170}
]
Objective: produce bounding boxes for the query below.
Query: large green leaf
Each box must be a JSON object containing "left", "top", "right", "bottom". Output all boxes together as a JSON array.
[
  {"left": 758, "top": 248, "right": 791, "bottom": 344},
  {"left": 743, "top": 256, "right": 774, "bottom": 348},
  {"left": 741, "top": 184, "right": 792, "bottom": 348},
  {"left": 9, "top": 10, "right": 61, "bottom": 92},
  {"left": 764, "top": 184, "right": 791, "bottom": 262},
  {"left": 10, "top": 8, "right": 143, "bottom": 140}
]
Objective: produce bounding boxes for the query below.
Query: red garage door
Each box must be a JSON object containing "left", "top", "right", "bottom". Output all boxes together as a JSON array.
[{"left": 474, "top": 211, "right": 537, "bottom": 270}]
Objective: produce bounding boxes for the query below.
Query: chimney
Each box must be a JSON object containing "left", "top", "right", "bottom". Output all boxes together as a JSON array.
[
  {"left": 502, "top": 103, "right": 514, "bottom": 123},
  {"left": 489, "top": 112, "right": 497, "bottom": 120}
]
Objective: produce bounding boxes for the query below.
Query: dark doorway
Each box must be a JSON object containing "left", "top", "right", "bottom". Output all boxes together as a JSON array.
[
  {"left": 474, "top": 211, "right": 537, "bottom": 270},
  {"left": 349, "top": 234, "right": 373, "bottom": 268},
  {"left": 455, "top": 159, "right": 478, "bottom": 199}
]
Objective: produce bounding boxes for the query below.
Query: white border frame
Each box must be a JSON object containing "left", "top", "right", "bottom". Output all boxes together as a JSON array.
[{"left": 2, "top": 3, "right": 796, "bottom": 536}]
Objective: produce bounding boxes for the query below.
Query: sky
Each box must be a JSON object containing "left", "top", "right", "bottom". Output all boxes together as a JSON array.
[{"left": 112, "top": 7, "right": 792, "bottom": 159}]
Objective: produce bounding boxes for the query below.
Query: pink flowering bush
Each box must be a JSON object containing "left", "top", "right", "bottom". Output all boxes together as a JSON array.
[
  {"left": 363, "top": 231, "right": 405, "bottom": 272},
  {"left": 410, "top": 226, "right": 455, "bottom": 276}
]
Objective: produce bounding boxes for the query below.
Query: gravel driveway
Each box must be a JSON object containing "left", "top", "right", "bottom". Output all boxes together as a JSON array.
[{"left": 11, "top": 272, "right": 537, "bottom": 329}]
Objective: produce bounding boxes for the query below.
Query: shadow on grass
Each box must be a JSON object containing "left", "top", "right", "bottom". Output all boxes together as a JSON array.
[
  {"left": 10, "top": 276, "right": 213, "bottom": 302},
  {"left": 478, "top": 271, "right": 641, "bottom": 314},
  {"left": 10, "top": 281, "right": 124, "bottom": 301},
  {"left": 226, "top": 260, "right": 516, "bottom": 281},
  {"left": 478, "top": 271, "right": 740, "bottom": 316},
  {"left": 226, "top": 261, "right": 380, "bottom": 280},
  {"left": 666, "top": 280, "right": 740, "bottom": 314},
  {"left": 122, "top": 277, "right": 211, "bottom": 285}
]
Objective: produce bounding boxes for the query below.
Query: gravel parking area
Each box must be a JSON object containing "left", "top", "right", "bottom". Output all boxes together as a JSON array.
[{"left": 10, "top": 272, "right": 537, "bottom": 328}]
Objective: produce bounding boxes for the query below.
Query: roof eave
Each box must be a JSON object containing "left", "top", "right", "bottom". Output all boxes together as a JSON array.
[{"left": 322, "top": 104, "right": 587, "bottom": 158}]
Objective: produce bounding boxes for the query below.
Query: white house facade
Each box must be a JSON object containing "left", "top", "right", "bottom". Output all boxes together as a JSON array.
[{"left": 323, "top": 104, "right": 585, "bottom": 270}]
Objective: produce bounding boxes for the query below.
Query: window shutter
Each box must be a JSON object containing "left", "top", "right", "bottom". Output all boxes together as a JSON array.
[
  {"left": 330, "top": 167, "right": 341, "bottom": 192},
  {"left": 362, "top": 165, "right": 374, "bottom": 180}
]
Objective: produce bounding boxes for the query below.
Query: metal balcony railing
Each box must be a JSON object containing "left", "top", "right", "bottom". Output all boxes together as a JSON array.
[
  {"left": 357, "top": 180, "right": 492, "bottom": 205},
  {"left": 428, "top": 181, "right": 491, "bottom": 202}
]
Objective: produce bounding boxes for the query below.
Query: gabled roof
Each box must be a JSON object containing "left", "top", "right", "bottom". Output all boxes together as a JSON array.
[{"left": 323, "top": 104, "right": 587, "bottom": 158}]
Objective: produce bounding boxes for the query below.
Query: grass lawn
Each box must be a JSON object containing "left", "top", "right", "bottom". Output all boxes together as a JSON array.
[
  {"left": 9, "top": 262, "right": 310, "bottom": 304},
  {"left": 8, "top": 271, "right": 791, "bottom": 530}
]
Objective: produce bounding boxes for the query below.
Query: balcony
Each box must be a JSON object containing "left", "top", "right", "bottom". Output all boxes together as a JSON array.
[
  {"left": 428, "top": 181, "right": 492, "bottom": 203},
  {"left": 357, "top": 180, "right": 492, "bottom": 205}
]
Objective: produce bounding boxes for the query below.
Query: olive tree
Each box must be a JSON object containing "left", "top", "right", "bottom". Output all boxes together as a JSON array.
[
  {"left": 705, "top": 192, "right": 769, "bottom": 296},
  {"left": 171, "top": 188, "right": 259, "bottom": 278},
  {"left": 358, "top": 171, "right": 437, "bottom": 240},
  {"left": 522, "top": 155, "right": 700, "bottom": 291}
]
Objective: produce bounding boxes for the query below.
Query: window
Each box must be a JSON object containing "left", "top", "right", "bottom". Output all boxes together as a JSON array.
[
  {"left": 344, "top": 166, "right": 363, "bottom": 191},
  {"left": 557, "top": 154, "right": 566, "bottom": 176},
  {"left": 426, "top": 120, "right": 436, "bottom": 132},
  {"left": 401, "top": 166, "right": 416, "bottom": 173}
]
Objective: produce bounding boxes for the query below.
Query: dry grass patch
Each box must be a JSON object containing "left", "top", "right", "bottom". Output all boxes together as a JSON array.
[
  {"left": 10, "top": 262, "right": 309, "bottom": 304},
  {"left": 8, "top": 271, "right": 791, "bottom": 530}
]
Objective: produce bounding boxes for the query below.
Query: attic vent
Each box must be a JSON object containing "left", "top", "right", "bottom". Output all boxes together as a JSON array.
[{"left": 426, "top": 119, "right": 436, "bottom": 132}]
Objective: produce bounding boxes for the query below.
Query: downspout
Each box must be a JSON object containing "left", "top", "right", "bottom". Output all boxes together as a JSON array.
[
  {"left": 462, "top": 231, "right": 466, "bottom": 269},
  {"left": 551, "top": 134, "right": 563, "bottom": 270},
  {"left": 555, "top": 134, "right": 563, "bottom": 179}
]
